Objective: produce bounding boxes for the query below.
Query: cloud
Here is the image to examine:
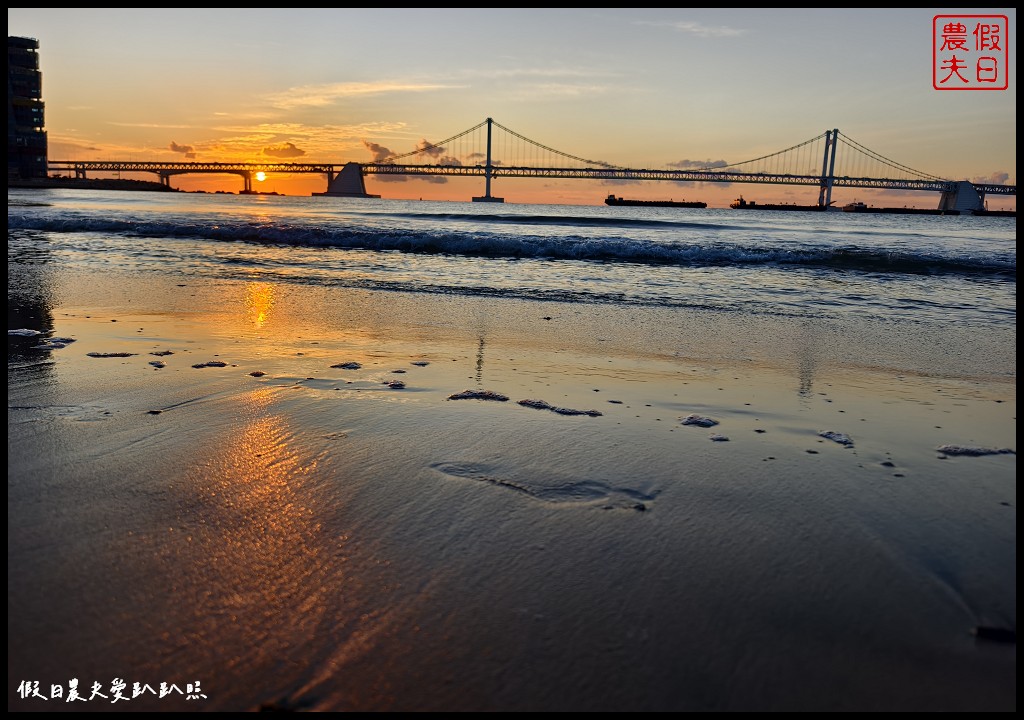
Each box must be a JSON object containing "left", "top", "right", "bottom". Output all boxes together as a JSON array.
[
  {"left": 169, "top": 141, "right": 196, "bottom": 159},
  {"left": 363, "top": 141, "right": 396, "bottom": 162},
  {"left": 46, "top": 138, "right": 107, "bottom": 162},
  {"left": 635, "top": 20, "right": 747, "bottom": 37},
  {"left": 665, "top": 159, "right": 732, "bottom": 186},
  {"left": 416, "top": 139, "right": 447, "bottom": 159},
  {"left": 463, "top": 67, "right": 616, "bottom": 79},
  {"left": 112, "top": 122, "right": 193, "bottom": 129},
  {"left": 363, "top": 138, "right": 452, "bottom": 164},
  {"left": 371, "top": 174, "right": 448, "bottom": 185},
  {"left": 513, "top": 83, "right": 610, "bottom": 98},
  {"left": 667, "top": 159, "right": 729, "bottom": 170},
  {"left": 461, "top": 153, "right": 502, "bottom": 167},
  {"left": 971, "top": 171, "right": 1011, "bottom": 185},
  {"left": 266, "top": 81, "right": 463, "bottom": 110},
  {"left": 261, "top": 142, "right": 306, "bottom": 159},
  {"left": 194, "top": 121, "right": 410, "bottom": 162}
]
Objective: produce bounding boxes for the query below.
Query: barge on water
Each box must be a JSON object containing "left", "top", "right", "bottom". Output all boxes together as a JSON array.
[
  {"left": 842, "top": 201, "right": 960, "bottom": 216},
  {"left": 605, "top": 194, "right": 707, "bottom": 208},
  {"left": 729, "top": 196, "right": 828, "bottom": 212}
]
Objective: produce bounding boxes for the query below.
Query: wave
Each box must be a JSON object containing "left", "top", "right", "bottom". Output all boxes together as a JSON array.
[
  {"left": 382, "top": 210, "right": 740, "bottom": 231},
  {"left": 7, "top": 214, "right": 1015, "bottom": 278}
]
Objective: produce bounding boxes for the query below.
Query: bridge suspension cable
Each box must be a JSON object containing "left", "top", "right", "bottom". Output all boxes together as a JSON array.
[
  {"left": 488, "top": 119, "right": 619, "bottom": 169},
  {"left": 379, "top": 118, "right": 618, "bottom": 169},
  {"left": 703, "top": 132, "right": 830, "bottom": 174},
  {"left": 833, "top": 131, "right": 948, "bottom": 182},
  {"left": 380, "top": 119, "right": 490, "bottom": 163}
]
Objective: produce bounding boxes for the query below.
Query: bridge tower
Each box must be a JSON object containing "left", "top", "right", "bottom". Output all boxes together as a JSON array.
[
  {"left": 472, "top": 117, "right": 504, "bottom": 203},
  {"left": 816, "top": 129, "right": 839, "bottom": 207}
]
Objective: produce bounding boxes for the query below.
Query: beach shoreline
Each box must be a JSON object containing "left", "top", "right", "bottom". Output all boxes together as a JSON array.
[{"left": 8, "top": 264, "right": 1015, "bottom": 711}]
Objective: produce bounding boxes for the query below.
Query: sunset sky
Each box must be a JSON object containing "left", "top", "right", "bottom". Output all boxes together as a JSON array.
[{"left": 8, "top": 8, "right": 1017, "bottom": 208}]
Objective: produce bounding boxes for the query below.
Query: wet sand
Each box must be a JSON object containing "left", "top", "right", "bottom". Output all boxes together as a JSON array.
[{"left": 8, "top": 269, "right": 1016, "bottom": 711}]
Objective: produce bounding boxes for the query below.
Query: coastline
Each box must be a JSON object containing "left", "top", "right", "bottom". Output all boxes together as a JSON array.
[
  {"left": 8, "top": 177, "right": 178, "bottom": 192},
  {"left": 8, "top": 266, "right": 1016, "bottom": 711}
]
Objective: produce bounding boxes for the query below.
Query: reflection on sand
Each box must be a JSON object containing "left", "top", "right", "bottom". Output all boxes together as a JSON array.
[
  {"left": 168, "top": 390, "right": 341, "bottom": 703},
  {"left": 168, "top": 388, "right": 426, "bottom": 709},
  {"left": 245, "top": 282, "right": 276, "bottom": 329}
]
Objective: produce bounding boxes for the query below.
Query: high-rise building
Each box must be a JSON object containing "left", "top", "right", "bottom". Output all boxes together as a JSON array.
[{"left": 8, "top": 36, "right": 48, "bottom": 181}]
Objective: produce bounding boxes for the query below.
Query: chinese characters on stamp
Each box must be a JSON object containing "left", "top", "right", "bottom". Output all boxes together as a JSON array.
[{"left": 934, "top": 15, "right": 1009, "bottom": 90}]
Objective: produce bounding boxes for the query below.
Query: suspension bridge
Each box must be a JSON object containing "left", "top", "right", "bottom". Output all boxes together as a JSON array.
[{"left": 48, "top": 118, "right": 1015, "bottom": 212}]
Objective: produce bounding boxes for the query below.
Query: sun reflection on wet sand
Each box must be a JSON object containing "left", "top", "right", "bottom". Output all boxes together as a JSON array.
[
  {"left": 159, "top": 387, "right": 424, "bottom": 709},
  {"left": 245, "top": 282, "right": 276, "bottom": 329},
  {"left": 173, "top": 394, "right": 334, "bottom": 683}
]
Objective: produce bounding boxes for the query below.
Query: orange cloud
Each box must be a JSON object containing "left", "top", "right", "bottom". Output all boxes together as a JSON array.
[{"left": 262, "top": 142, "right": 306, "bottom": 159}]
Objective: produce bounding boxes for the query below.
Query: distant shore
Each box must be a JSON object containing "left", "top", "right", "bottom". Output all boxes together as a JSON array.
[
  {"left": 8, "top": 177, "right": 286, "bottom": 196},
  {"left": 9, "top": 176, "right": 178, "bottom": 192}
]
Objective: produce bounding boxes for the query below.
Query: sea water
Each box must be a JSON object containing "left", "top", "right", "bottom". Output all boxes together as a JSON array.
[{"left": 8, "top": 188, "right": 1015, "bottom": 329}]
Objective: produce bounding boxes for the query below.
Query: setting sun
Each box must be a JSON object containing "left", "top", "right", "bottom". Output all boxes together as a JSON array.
[{"left": 255, "top": 171, "right": 266, "bottom": 182}]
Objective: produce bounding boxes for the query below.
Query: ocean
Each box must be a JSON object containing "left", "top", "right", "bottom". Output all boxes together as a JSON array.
[{"left": 8, "top": 188, "right": 1016, "bottom": 328}]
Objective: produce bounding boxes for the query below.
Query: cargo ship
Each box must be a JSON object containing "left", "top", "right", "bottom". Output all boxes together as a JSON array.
[
  {"left": 605, "top": 194, "right": 707, "bottom": 208},
  {"left": 970, "top": 208, "right": 1015, "bottom": 217},
  {"left": 729, "top": 196, "right": 828, "bottom": 212},
  {"left": 842, "top": 201, "right": 960, "bottom": 216}
]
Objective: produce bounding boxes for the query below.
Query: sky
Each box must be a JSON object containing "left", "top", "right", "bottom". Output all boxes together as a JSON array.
[{"left": 8, "top": 8, "right": 1017, "bottom": 208}]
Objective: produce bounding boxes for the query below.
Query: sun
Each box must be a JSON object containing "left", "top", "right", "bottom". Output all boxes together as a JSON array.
[{"left": 255, "top": 171, "right": 267, "bottom": 182}]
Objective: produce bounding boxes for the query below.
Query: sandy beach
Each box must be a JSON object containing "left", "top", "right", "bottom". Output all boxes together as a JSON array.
[{"left": 8, "top": 263, "right": 1015, "bottom": 712}]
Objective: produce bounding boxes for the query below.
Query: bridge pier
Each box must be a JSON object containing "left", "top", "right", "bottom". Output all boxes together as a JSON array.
[
  {"left": 314, "top": 162, "right": 381, "bottom": 198},
  {"left": 938, "top": 180, "right": 985, "bottom": 213}
]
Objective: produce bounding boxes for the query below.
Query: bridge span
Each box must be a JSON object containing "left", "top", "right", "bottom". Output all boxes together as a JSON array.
[{"left": 47, "top": 119, "right": 1015, "bottom": 211}]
